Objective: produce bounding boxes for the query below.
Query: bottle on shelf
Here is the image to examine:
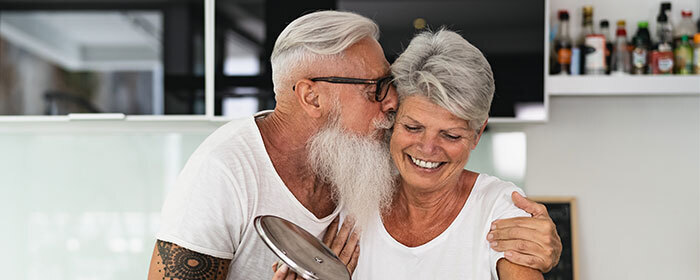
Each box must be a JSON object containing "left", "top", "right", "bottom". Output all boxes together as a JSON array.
[
  {"left": 651, "top": 3, "right": 675, "bottom": 75},
  {"left": 583, "top": 6, "right": 607, "bottom": 75},
  {"left": 600, "top": 20, "right": 613, "bottom": 74},
  {"left": 656, "top": 4, "right": 674, "bottom": 47},
  {"left": 651, "top": 43, "right": 675, "bottom": 75},
  {"left": 551, "top": 10, "right": 572, "bottom": 75},
  {"left": 631, "top": 21, "right": 651, "bottom": 74},
  {"left": 570, "top": 46, "right": 581, "bottom": 75},
  {"left": 611, "top": 20, "right": 631, "bottom": 75},
  {"left": 674, "top": 35, "right": 693, "bottom": 74},
  {"left": 660, "top": 2, "right": 673, "bottom": 43},
  {"left": 674, "top": 10, "right": 697, "bottom": 47},
  {"left": 573, "top": 5, "right": 595, "bottom": 75},
  {"left": 694, "top": 34, "right": 700, "bottom": 74}
]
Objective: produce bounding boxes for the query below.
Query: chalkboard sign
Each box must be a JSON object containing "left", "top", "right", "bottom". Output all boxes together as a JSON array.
[{"left": 532, "top": 197, "right": 578, "bottom": 280}]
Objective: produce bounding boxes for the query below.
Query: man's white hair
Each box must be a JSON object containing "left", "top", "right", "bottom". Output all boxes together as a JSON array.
[
  {"left": 270, "top": 10, "right": 380, "bottom": 95},
  {"left": 391, "top": 28, "right": 495, "bottom": 132}
]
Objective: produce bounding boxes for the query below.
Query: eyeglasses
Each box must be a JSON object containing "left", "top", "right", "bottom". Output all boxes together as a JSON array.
[{"left": 293, "top": 75, "right": 393, "bottom": 102}]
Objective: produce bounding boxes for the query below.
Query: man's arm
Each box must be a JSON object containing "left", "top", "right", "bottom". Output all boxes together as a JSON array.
[
  {"left": 488, "top": 192, "right": 562, "bottom": 273},
  {"left": 496, "top": 258, "right": 544, "bottom": 280},
  {"left": 148, "top": 240, "right": 231, "bottom": 280}
]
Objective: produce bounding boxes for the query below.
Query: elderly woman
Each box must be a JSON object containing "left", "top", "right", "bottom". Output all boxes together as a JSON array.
[
  {"left": 273, "top": 28, "right": 546, "bottom": 279},
  {"left": 349, "top": 29, "right": 542, "bottom": 279}
]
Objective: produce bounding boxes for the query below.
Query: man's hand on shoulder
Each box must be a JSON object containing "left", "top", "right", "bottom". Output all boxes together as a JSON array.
[
  {"left": 488, "top": 192, "right": 562, "bottom": 273},
  {"left": 148, "top": 240, "right": 231, "bottom": 280}
]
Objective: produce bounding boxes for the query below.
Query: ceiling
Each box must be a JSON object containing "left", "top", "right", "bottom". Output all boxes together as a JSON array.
[{"left": 0, "top": 11, "right": 162, "bottom": 71}]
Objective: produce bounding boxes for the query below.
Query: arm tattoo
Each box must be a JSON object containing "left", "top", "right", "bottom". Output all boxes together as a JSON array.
[{"left": 156, "top": 240, "right": 230, "bottom": 280}]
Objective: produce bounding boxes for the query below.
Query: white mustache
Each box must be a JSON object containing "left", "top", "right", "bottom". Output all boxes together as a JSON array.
[{"left": 373, "top": 112, "right": 396, "bottom": 131}]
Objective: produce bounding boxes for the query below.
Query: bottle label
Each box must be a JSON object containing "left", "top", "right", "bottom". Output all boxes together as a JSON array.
[
  {"left": 632, "top": 49, "right": 647, "bottom": 67},
  {"left": 584, "top": 35, "right": 606, "bottom": 73},
  {"left": 675, "top": 47, "right": 693, "bottom": 74},
  {"left": 658, "top": 57, "right": 673, "bottom": 72},
  {"left": 651, "top": 51, "right": 674, "bottom": 74},
  {"left": 557, "top": 48, "right": 572, "bottom": 64}
]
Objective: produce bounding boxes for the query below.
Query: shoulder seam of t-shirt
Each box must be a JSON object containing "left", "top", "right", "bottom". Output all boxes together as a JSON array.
[{"left": 156, "top": 233, "right": 235, "bottom": 260}]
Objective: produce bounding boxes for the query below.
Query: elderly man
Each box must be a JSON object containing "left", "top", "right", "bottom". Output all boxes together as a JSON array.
[{"left": 148, "top": 10, "right": 560, "bottom": 280}]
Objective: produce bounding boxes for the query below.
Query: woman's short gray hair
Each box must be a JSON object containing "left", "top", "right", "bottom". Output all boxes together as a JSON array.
[
  {"left": 270, "top": 10, "right": 379, "bottom": 95},
  {"left": 391, "top": 28, "right": 495, "bottom": 132}
]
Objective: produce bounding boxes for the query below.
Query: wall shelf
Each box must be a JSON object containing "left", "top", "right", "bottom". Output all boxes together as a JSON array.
[{"left": 547, "top": 75, "right": 700, "bottom": 96}]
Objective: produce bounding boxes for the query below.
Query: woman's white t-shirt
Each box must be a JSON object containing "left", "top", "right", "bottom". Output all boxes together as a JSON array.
[{"left": 352, "top": 174, "right": 530, "bottom": 280}]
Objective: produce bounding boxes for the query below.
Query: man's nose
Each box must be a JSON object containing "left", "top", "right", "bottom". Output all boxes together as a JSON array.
[{"left": 381, "top": 85, "right": 398, "bottom": 113}]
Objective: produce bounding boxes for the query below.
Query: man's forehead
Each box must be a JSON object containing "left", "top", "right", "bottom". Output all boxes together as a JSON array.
[{"left": 338, "top": 39, "right": 390, "bottom": 78}]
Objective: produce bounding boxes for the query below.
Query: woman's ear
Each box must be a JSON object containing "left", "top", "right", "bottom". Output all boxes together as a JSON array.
[
  {"left": 293, "top": 79, "right": 322, "bottom": 118},
  {"left": 472, "top": 119, "right": 488, "bottom": 149}
]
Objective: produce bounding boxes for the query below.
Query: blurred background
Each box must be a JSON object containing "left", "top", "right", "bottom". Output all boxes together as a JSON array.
[{"left": 0, "top": 0, "right": 698, "bottom": 279}]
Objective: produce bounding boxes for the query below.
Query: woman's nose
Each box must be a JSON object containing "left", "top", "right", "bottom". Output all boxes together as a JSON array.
[{"left": 416, "top": 134, "right": 437, "bottom": 155}]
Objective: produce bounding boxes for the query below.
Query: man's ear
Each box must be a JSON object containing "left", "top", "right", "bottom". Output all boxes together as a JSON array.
[
  {"left": 293, "top": 79, "right": 322, "bottom": 118},
  {"left": 472, "top": 119, "right": 488, "bottom": 149}
]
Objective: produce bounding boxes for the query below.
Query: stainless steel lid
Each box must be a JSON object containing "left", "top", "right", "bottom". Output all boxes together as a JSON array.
[{"left": 254, "top": 215, "right": 350, "bottom": 280}]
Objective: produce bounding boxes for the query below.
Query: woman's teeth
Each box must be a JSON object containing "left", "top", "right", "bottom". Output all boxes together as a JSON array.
[{"left": 409, "top": 155, "right": 441, "bottom": 169}]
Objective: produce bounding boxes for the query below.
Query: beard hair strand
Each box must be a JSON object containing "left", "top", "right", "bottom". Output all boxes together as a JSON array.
[{"left": 307, "top": 109, "right": 397, "bottom": 230}]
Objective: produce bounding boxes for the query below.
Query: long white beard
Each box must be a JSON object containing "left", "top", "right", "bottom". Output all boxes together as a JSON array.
[{"left": 308, "top": 113, "right": 397, "bottom": 230}]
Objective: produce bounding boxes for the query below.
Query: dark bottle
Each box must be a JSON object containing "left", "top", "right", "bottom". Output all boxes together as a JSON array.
[
  {"left": 656, "top": 4, "right": 673, "bottom": 48},
  {"left": 551, "top": 10, "right": 572, "bottom": 75},
  {"left": 661, "top": 2, "right": 672, "bottom": 14},
  {"left": 600, "top": 20, "right": 613, "bottom": 74},
  {"left": 631, "top": 21, "right": 651, "bottom": 74}
]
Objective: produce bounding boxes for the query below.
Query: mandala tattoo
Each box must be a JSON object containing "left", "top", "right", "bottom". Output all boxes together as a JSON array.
[{"left": 157, "top": 240, "right": 229, "bottom": 280}]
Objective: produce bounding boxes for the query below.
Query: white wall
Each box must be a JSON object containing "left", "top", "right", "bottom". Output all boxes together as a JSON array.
[{"left": 496, "top": 95, "right": 700, "bottom": 279}]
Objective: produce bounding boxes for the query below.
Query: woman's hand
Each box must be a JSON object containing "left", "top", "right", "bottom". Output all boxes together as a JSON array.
[
  {"left": 322, "top": 216, "right": 361, "bottom": 274},
  {"left": 271, "top": 216, "right": 361, "bottom": 280},
  {"left": 488, "top": 192, "right": 562, "bottom": 273}
]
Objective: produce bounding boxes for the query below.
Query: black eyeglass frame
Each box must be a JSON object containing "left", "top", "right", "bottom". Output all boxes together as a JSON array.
[{"left": 293, "top": 75, "right": 393, "bottom": 102}]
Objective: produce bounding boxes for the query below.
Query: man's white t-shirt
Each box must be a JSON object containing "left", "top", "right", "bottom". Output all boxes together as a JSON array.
[
  {"left": 156, "top": 115, "right": 340, "bottom": 280},
  {"left": 352, "top": 174, "right": 530, "bottom": 280}
]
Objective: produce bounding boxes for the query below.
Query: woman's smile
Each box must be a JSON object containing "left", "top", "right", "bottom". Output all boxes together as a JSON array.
[{"left": 406, "top": 153, "right": 445, "bottom": 171}]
